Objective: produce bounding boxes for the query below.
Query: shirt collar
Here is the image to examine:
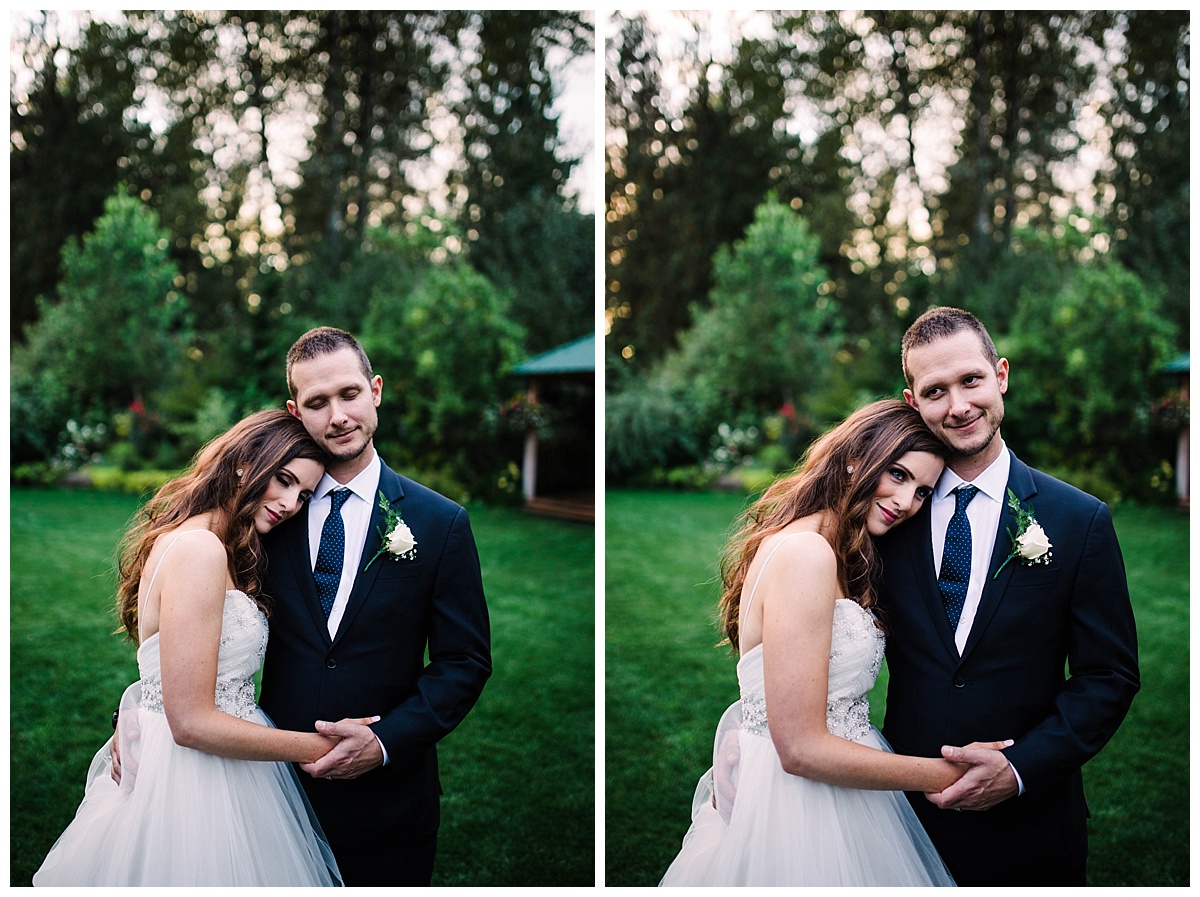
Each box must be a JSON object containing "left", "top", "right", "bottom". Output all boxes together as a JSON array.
[
  {"left": 934, "top": 439, "right": 1010, "bottom": 504},
  {"left": 314, "top": 450, "right": 381, "bottom": 506}
]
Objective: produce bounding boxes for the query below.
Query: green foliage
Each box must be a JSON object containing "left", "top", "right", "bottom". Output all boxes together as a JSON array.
[
  {"left": 11, "top": 189, "right": 189, "bottom": 465},
  {"left": 9, "top": 16, "right": 161, "bottom": 343},
  {"left": 452, "top": 11, "right": 592, "bottom": 246},
  {"left": 1002, "top": 255, "right": 1177, "bottom": 501},
  {"left": 1105, "top": 11, "right": 1190, "bottom": 341},
  {"left": 660, "top": 197, "right": 842, "bottom": 435},
  {"left": 604, "top": 377, "right": 705, "bottom": 483},
  {"left": 468, "top": 196, "right": 595, "bottom": 355},
  {"left": 362, "top": 254, "right": 527, "bottom": 500},
  {"left": 605, "top": 13, "right": 811, "bottom": 366},
  {"left": 83, "top": 466, "right": 175, "bottom": 496}
]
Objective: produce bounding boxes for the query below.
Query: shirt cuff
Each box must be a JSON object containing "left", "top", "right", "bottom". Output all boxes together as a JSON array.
[
  {"left": 1008, "top": 757, "right": 1025, "bottom": 795},
  {"left": 375, "top": 732, "right": 389, "bottom": 766}
]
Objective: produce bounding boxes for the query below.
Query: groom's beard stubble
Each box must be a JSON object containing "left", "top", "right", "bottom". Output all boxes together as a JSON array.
[
  {"left": 947, "top": 403, "right": 1004, "bottom": 459},
  {"left": 325, "top": 416, "right": 377, "bottom": 463}
]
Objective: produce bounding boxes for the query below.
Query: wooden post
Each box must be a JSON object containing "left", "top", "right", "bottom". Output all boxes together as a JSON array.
[{"left": 522, "top": 380, "right": 540, "bottom": 503}]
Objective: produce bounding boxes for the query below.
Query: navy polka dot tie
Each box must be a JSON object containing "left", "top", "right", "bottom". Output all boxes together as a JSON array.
[
  {"left": 315, "top": 488, "right": 351, "bottom": 618},
  {"left": 938, "top": 484, "right": 979, "bottom": 629}
]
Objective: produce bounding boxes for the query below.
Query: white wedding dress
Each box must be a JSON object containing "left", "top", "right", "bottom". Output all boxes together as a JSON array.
[
  {"left": 34, "top": 535, "right": 341, "bottom": 886},
  {"left": 660, "top": 534, "right": 955, "bottom": 887}
]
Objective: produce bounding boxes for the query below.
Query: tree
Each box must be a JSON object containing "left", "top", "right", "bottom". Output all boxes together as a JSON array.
[
  {"left": 467, "top": 196, "right": 594, "bottom": 354},
  {"left": 605, "top": 12, "right": 811, "bottom": 368},
  {"left": 1002, "top": 229, "right": 1177, "bottom": 500},
  {"left": 10, "top": 13, "right": 160, "bottom": 343},
  {"left": 1103, "top": 11, "right": 1190, "bottom": 341},
  {"left": 661, "top": 196, "right": 842, "bottom": 439},
  {"left": 11, "top": 190, "right": 188, "bottom": 463},
  {"left": 360, "top": 240, "right": 526, "bottom": 498},
  {"left": 451, "top": 11, "right": 591, "bottom": 235},
  {"left": 447, "top": 11, "right": 594, "bottom": 355}
]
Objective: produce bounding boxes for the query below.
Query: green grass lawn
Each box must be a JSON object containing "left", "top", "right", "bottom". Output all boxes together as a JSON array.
[
  {"left": 605, "top": 489, "right": 1188, "bottom": 887},
  {"left": 11, "top": 488, "right": 595, "bottom": 887}
]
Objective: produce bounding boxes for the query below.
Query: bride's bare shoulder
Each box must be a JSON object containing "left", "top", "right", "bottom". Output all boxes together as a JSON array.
[
  {"left": 747, "top": 519, "right": 837, "bottom": 586},
  {"left": 145, "top": 521, "right": 225, "bottom": 575}
]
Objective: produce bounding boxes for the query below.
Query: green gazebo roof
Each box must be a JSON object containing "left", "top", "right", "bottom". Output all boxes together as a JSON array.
[
  {"left": 1163, "top": 353, "right": 1190, "bottom": 373},
  {"left": 513, "top": 334, "right": 594, "bottom": 376}
]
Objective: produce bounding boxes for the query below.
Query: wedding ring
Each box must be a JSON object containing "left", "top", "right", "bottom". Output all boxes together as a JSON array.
[{"left": 326, "top": 776, "right": 333, "bottom": 781}]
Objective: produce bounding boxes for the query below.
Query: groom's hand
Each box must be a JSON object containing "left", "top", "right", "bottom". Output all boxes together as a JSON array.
[
  {"left": 300, "top": 718, "right": 384, "bottom": 780},
  {"left": 925, "top": 743, "right": 1019, "bottom": 811}
]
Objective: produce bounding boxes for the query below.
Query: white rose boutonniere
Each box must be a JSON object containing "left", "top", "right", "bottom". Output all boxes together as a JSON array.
[
  {"left": 363, "top": 491, "right": 417, "bottom": 571},
  {"left": 993, "top": 488, "right": 1052, "bottom": 579}
]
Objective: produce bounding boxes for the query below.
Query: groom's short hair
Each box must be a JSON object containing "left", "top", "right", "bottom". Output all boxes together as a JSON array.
[
  {"left": 286, "top": 326, "right": 375, "bottom": 398},
  {"left": 901, "top": 306, "right": 1000, "bottom": 387}
]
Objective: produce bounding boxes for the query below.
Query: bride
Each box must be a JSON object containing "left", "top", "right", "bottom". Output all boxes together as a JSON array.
[
  {"left": 34, "top": 409, "right": 363, "bottom": 886},
  {"left": 660, "top": 400, "right": 1008, "bottom": 886}
]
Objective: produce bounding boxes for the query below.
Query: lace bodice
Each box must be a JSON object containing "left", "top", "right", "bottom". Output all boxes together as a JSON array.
[
  {"left": 739, "top": 598, "right": 885, "bottom": 743},
  {"left": 137, "top": 590, "right": 268, "bottom": 720}
]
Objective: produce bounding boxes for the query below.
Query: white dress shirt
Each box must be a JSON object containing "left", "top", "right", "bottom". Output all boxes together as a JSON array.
[
  {"left": 306, "top": 450, "right": 390, "bottom": 765},
  {"left": 307, "top": 450, "right": 382, "bottom": 640},
  {"left": 930, "top": 441, "right": 1024, "bottom": 793},
  {"left": 930, "top": 441, "right": 1010, "bottom": 654}
]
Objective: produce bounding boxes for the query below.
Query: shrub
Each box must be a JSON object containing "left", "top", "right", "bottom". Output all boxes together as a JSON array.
[
  {"left": 605, "top": 378, "right": 704, "bottom": 483},
  {"left": 85, "top": 466, "right": 173, "bottom": 496}
]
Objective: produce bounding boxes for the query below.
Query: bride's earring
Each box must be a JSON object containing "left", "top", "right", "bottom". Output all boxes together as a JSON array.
[
  {"left": 846, "top": 465, "right": 854, "bottom": 475},
  {"left": 236, "top": 468, "right": 244, "bottom": 478}
]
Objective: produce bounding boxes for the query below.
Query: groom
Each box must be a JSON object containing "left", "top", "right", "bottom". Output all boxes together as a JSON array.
[
  {"left": 878, "top": 307, "right": 1140, "bottom": 885},
  {"left": 259, "top": 326, "right": 492, "bottom": 885}
]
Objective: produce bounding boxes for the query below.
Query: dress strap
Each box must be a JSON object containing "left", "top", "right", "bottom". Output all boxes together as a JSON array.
[
  {"left": 742, "top": 530, "right": 829, "bottom": 619},
  {"left": 144, "top": 529, "right": 215, "bottom": 597}
]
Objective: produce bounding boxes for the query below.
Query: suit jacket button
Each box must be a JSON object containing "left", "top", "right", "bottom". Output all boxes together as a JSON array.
[
  {"left": 953, "top": 676, "right": 966, "bottom": 687},
  {"left": 325, "top": 658, "right": 337, "bottom": 669}
]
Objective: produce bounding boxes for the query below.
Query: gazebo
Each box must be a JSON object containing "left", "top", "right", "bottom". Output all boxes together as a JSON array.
[{"left": 511, "top": 334, "right": 594, "bottom": 522}]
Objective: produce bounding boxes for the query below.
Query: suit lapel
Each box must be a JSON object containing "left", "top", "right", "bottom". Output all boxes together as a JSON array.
[
  {"left": 284, "top": 505, "right": 334, "bottom": 646},
  {"left": 329, "top": 462, "right": 406, "bottom": 648},
  {"left": 960, "top": 450, "right": 1036, "bottom": 661},
  {"left": 903, "top": 502, "right": 961, "bottom": 659}
]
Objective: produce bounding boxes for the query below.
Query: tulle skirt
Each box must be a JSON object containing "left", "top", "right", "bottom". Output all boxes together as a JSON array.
[
  {"left": 660, "top": 715, "right": 954, "bottom": 887},
  {"left": 34, "top": 684, "right": 341, "bottom": 887}
]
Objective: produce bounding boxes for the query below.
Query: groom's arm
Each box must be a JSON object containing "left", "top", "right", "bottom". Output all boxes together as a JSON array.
[
  {"left": 931, "top": 500, "right": 1140, "bottom": 809},
  {"left": 371, "top": 505, "right": 492, "bottom": 758},
  {"left": 303, "top": 505, "right": 491, "bottom": 779},
  {"left": 1000, "top": 501, "right": 1140, "bottom": 788}
]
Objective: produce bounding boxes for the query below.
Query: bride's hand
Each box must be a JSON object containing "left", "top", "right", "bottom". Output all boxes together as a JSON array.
[
  {"left": 110, "top": 731, "right": 123, "bottom": 785},
  {"left": 962, "top": 739, "right": 1014, "bottom": 752},
  {"left": 712, "top": 729, "right": 741, "bottom": 813},
  {"left": 942, "top": 739, "right": 1013, "bottom": 773},
  {"left": 334, "top": 715, "right": 381, "bottom": 727},
  {"left": 316, "top": 715, "right": 381, "bottom": 754}
]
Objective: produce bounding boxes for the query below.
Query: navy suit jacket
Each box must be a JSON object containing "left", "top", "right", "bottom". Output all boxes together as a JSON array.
[
  {"left": 879, "top": 450, "right": 1139, "bottom": 884},
  {"left": 259, "top": 459, "right": 491, "bottom": 851}
]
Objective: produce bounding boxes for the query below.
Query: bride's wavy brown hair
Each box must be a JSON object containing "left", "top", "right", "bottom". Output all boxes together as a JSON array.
[
  {"left": 717, "top": 399, "right": 946, "bottom": 649},
  {"left": 115, "top": 409, "right": 325, "bottom": 642}
]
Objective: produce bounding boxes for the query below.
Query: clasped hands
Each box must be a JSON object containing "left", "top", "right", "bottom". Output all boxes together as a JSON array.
[
  {"left": 109, "top": 715, "right": 384, "bottom": 785},
  {"left": 928, "top": 740, "right": 1020, "bottom": 812},
  {"left": 300, "top": 716, "right": 384, "bottom": 781},
  {"left": 709, "top": 735, "right": 1020, "bottom": 815}
]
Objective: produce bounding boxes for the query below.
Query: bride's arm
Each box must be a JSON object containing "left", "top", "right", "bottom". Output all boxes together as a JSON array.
[
  {"left": 758, "top": 537, "right": 965, "bottom": 793},
  {"left": 156, "top": 532, "right": 336, "bottom": 762}
]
